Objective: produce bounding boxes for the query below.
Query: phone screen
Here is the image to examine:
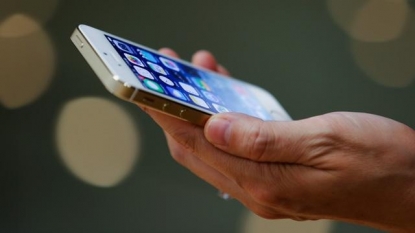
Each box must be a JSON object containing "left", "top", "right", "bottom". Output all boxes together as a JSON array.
[{"left": 105, "top": 35, "right": 274, "bottom": 120}]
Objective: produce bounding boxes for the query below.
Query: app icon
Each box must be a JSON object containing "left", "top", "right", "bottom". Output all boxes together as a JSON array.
[
  {"left": 171, "top": 71, "right": 188, "bottom": 83},
  {"left": 160, "top": 57, "right": 180, "bottom": 72},
  {"left": 159, "top": 76, "right": 174, "bottom": 86},
  {"left": 143, "top": 79, "right": 164, "bottom": 93},
  {"left": 179, "top": 82, "right": 199, "bottom": 96},
  {"left": 166, "top": 87, "right": 187, "bottom": 101},
  {"left": 114, "top": 40, "right": 134, "bottom": 53},
  {"left": 202, "top": 90, "right": 220, "bottom": 103},
  {"left": 189, "top": 95, "right": 209, "bottom": 109},
  {"left": 124, "top": 53, "right": 144, "bottom": 67},
  {"left": 147, "top": 62, "right": 167, "bottom": 75},
  {"left": 212, "top": 103, "right": 229, "bottom": 113},
  {"left": 134, "top": 66, "right": 154, "bottom": 79},
  {"left": 138, "top": 50, "right": 158, "bottom": 63},
  {"left": 191, "top": 77, "right": 211, "bottom": 91}
]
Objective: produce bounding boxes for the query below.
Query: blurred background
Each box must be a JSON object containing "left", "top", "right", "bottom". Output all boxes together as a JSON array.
[{"left": 1, "top": 0, "right": 414, "bottom": 232}]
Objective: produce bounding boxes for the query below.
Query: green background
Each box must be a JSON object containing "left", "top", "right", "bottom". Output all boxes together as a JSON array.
[{"left": 2, "top": 0, "right": 413, "bottom": 232}]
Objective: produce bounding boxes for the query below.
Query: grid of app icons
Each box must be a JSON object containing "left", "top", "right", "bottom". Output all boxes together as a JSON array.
[{"left": 105, "top": 35, "right": 273, "bottom": 119}]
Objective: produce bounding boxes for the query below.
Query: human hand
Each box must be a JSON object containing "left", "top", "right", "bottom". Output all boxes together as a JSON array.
[{"left": 143, "top": 49, "right": 415, "bottom": 233}]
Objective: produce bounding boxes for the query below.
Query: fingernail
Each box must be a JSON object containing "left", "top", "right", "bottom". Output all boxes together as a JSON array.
[{"left": 205, "top": 116, "right": 231, "bottom": 146}]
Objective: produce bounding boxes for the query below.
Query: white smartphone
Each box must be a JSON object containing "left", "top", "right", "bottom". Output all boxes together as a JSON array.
[{"left": 71, "top": 25, "right": 291, "bottom": 126}]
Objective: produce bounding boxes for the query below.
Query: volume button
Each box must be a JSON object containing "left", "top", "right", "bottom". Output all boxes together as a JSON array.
[
  {"left": 162, "top": 103, "right": 169, "bottom": 111},
  {"left": 75, "top": 35, "right": 84, "bottom": 48},
  {"left": 179, "top": 109, "right": 187, "bottom": 117}
]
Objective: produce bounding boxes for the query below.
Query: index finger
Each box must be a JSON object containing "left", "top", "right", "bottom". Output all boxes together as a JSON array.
[
  {"left": 191, "top": 50, "right": 230, "bottom": 76},
  {"left": 142, "top": 106, "right": 262, "bottom": 189}
]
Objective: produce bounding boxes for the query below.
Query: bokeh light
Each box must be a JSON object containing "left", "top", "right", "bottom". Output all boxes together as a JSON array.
[
  {"left": 56, "top": 97, "right": 141, "bottom": 187},
  {"left": 0, "top": 14, "right": 41, "bottom": 38},
  {"left": 240, "top": 211, "right": 333, "bottom": 233},
  {"left": 0, "top": 14, "right": 55, "bottom": 109},
  {"left": 327, "top": 0, "right": 367, "bottom": 36},
  {"left": 0, "top": 0, "right": 59, "bottom": 37},
  {"left": 327, "top": 0, "right": 415, "bottom": 88},
  {"left": 351, "top": 13, "right": 415, "bottom": 88},
  {"left": 0, "top": 0, "right": 59, "bottom": 109},
  {"left": 349, "top": 0, "right": 409, "bottom": 42},
  {"left": 327, "top": 0, "right": 409, "bottom": 42}
]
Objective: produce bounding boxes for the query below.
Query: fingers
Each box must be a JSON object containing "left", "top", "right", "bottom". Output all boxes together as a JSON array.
[
  {"left": 164, "top": 133, "right": 293, "bottom": 220},
  {"left": 159, "top": 48, "right": 229, "bottom": 76},
  {"left": 204, "top": 113, "right": 321, "bottom": 164},
  {"left": 144, "top": 108, "right": 260, "bottom": 181},
  {"left": 164, "top": 133, "right": 248, "bottom": 201},
  {"left": 191, "top": 50, "right": 230, "bottom": 76},
  {"left": 217, "top": 64, "right": 230, "bottom": 76},
  {"left": 191, "top": 50, "right": 220, "bottom": 72},
  {"left": 159, "top": 47, "right": 179, "bottom": 58},
  {"left": 152, "top": 47, "right": 325, "bottom": 220}
]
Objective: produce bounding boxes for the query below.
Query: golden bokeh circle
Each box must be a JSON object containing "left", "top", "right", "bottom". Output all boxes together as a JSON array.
[
  {"left": 0, "top": 14, "right": 41, "bottom": 38},
  {"left": 0, "top": 0, "right": 59, "bottom": 38},
  {"left": 0, "top": 15, "right": 55, "bottom": 109},
  {"left": 56, "top": 97, "right": 141, "bottom": 187},
  {"left": 240, "top": 211, "right": 333, "bottom": 233},
  {"left": 328, "top": 0, "right": 415, "bottom": 87},
  {"left": 351, "top": 14, "right": 415, "bottom": 88},
  {"left": 327, "top": 0, "right": 410, "bottom": 42}
]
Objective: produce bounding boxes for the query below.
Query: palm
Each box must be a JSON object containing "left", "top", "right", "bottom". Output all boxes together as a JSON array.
[{"left": 144, "top": 49, "right": 415, "bottom": 232}]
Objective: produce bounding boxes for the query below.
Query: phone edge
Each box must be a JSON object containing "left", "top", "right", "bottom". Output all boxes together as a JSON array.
[
  {"left": 71, "top": 27, "right": 135, "bottom": 101},
  {"left": 71, "top": 26, "right": 211, "bottom": 126}
]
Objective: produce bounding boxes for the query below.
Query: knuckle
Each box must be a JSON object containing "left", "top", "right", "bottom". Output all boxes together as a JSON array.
[
  {"left": 181, "top": 135, "right": 197, "bottom": 155},
  {"left": 299, "top": 115, "right": 346, "bottom": 162},
  {"left": 166, "top": 134, "right": 196, "bottom": 166},
  {"left": 251, "top": 188, "right": 272, "bottom": 204},
  {"left": 170, "top": 126, "right": 199, "bottom": 155},
  {"left": 319, "top": 112, "right": 352, "bottom": 137},
  {"left": 246, "top": 123, "right": 273, "bottom": 161},
  {"left": 246, "top": 183, "right": 280, "bottom": 206}
]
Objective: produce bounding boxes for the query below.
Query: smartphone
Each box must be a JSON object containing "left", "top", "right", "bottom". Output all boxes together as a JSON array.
[{"left": 71, "top": 25, "right": 291, "bottom": 126}]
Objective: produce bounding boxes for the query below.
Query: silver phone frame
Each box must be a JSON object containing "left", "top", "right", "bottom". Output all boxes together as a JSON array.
[{"left": 71, "top": 24, "right": 291, "bottom": 126}]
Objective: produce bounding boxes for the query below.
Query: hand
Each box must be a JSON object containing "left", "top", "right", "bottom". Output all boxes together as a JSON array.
[{"left": 142, "top": 49, "right": 415, "bottom": 233}]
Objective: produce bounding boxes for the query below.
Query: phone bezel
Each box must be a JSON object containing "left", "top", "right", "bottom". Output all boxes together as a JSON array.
[{"left": 71, "top": 24, "right": 291, "bottom": 125}]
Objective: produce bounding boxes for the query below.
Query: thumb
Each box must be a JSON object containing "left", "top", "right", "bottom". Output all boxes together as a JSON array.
[{"left": 204, "top": 113, "right": 312, "bottom": 163}]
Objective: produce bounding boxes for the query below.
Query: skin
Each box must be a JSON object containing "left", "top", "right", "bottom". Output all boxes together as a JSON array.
[{"left": 141, "top": 48, "right": 415, "bottom": 232}]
